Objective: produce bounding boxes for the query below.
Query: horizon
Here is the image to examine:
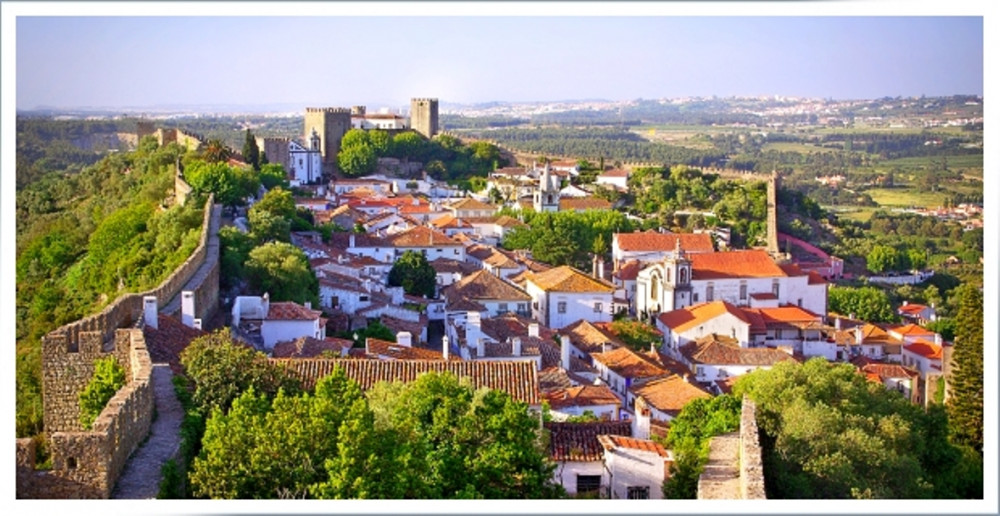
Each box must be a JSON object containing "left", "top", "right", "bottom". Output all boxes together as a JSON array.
[{"left": 14, "top": 15, "right": 984, "bottom": 112}]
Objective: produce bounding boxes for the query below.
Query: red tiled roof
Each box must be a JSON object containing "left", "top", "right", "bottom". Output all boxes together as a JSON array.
[
  {"left": 598, "top": 169, "right": 630, "bottom": 178},
  {"left": 274, "top": 359, "right": 540, "bottom": 404},
  {"left": 630, "top": 375, "right": 710, "bottom": 416},
  {"left": 657, "top": 301, "right": 752, "bottom": 334},
  {"left": 614, "top": 232, "right": 715, "bottom": 253},
  {"left": 898, "top": 304, "right": 929, "bottom": 315},
  {"left": 904, "top": 340, "right": 943, "bottom": 360},
  {"left": 598, "top": 434, "right": 670, "bottom": 458},
  {"left": 590, "top": 347, "right": 668, "bottom": 380},
  {"left": 614, "top": 259, "right": 642, "bottom": 281},
  {"left": 689, "top": 250, "right": 786, "bottom": 280},
  {"left": 448, "top": 197, "right": 496, "bottom": 212},
  {"left": 365, "top": 338, "right": 447, "bottom": 361},
  {"left": 680, "top": 334, "right": 798, "bottom": 367},
  {"left": 807, "top": 271, "right": 827, "bottom": 285},
  {"left": 494, "top": 215, "right": 528, "bottom": 228},
  {"left": 746, "top": 305, "right": 822, "bottom": 326},
  {"left": 559, "top": 197, "right": 613, "bottom": 211},
  {"left": 545, "top": 421, "right": 632, "bottom": 462},
  {"left": 443, "top": 269, "right": 531, "bottom": 303},
  {"left": 273, "top": 336, "right": 353, "bottom": 358},
  {"left": 144, "top": 315, "right": 208, "bottom": 373},
  {"left": 855, "top": 361, "right": 920, "bottom": 381},
  {"left": 561, "top": 319, "right": 625, "bottom": 353},
  {"left": 527, "top": 265, "right": 615, "bottom": 293},
  {"left": 890, "top": 323, "right": 937, "bottom": 337},
  {"left": 544, "top": 384, "right": 621, "bottom": 410},
  {"left": 267, "top": 302, "right": 322, "bottom": 321},
  {"left": 387, "top": 226, "right": 461, "bottom": 248}
]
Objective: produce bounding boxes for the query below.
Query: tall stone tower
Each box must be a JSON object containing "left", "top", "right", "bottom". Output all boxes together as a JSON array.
[
  {"left": 304, "top": 107, "right": 351, "bottom": 176},
  {"left": 533, "top": 162, "right": 560, "bottom": 212},
  {"left": 410, "top": 98, "right": 439, "bottom": 139},
  {"left": 766, "top": 170, "right": 780, "bottom": 256}
]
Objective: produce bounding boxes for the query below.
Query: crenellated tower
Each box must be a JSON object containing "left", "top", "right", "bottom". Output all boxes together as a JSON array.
[{"left": 304, "top": 107, "right": 352, "bottom": 176}]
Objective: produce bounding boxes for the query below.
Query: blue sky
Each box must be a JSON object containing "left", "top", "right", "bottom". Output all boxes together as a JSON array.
[{"left": 15, "top": 16, "right": 984, "bottom": 110}]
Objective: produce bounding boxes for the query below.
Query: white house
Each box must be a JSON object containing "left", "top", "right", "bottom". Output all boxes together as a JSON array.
[
  {"left": 231, "top": 294, "right": 325, "bottom": 352},
  {"left": 445, "top": 197, "right": 497, "bottom": 219},
  {"left": 441, "top": 269, "right": 532, "bottom": 319},
  {"left": 525, "top": 266, "right": 615, "bottom": 330},
  {"left": 546, "top": 421, "right": 633, "bottom": 497},
  {"left": 594, "top": 169, "right": 630, "bottom": 190},
  {"left": 589, "top": 346, "right": 669, "bottom": 403},
  {"left": 677, "top": 334, "right": 798, "bottom": 385},
  {"left": 629, "top": 375, "right": 711, "bottom": 426},
  {"left": 318, "top": 273, "right": 374, "bottom": 313},
  {"left": 387, "top": 226, "right": 466, "bottom": 262},
  {"left": 597, "top": 434, "right": 673, "bottom": 499},
  {"left": 544, "top": 384, "right": 622, "bottom": 421},
  {"left": 288, "top": 138, "right": 323, "bottom": 184},
  {"left": 612, "top": 231, "right": 715, "bottom": 270}
]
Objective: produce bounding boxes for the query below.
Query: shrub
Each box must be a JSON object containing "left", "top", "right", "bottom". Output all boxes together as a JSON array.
[{"left": 78, "top": 356, "right": 126, "bottom": 430}]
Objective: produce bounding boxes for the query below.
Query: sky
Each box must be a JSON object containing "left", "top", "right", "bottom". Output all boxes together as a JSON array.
[{"left": 13, "top": 13, "right": 985, "bottom": 110}]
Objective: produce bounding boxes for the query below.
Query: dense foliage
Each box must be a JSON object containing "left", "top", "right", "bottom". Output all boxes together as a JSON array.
[
  {"left": 947, "top": 284, "right": 983, "bottom": 453},
  {"left": 190, "top": 368, "right": 562, "bottom": 499},
  {"left": 244, "top": 242, "right": 320, "bottom": 306},
  {"left": 501, "top": 208, "right": 636, "bottom": 269},
  {"left": 607, "top": 319, "right": 662, "bottom": 352},
  {"left": 660, "top": 395, "right": 742, "bottom": 499},
  {"left": 827, "top": 286, "right": 897, "bottom": 323},
  {"left": 387, "top": 250, "right": 437, "bottom": 298},
  {"left": 735, "top": 359, "right": 982, "bottom": 499},
  {"left": 78, "top": 356, "right": 127, "bottom": 430}
]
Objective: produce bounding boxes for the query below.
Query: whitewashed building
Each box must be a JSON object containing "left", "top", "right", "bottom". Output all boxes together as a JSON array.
[{"left": 525, "top": 266, "right": 615, "bottom": 330}]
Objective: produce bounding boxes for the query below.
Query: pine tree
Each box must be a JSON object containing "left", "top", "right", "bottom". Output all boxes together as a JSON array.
[
  {"left": 947, "top": 284, "right": 983, "bottom": 453},
  {"left": 243, "top": 128, "right": 260, "bottom": 170}
]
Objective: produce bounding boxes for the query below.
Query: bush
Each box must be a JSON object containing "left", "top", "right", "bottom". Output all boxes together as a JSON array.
[{"left": 78, "top": 356, "right": 126, "bottom": 430}]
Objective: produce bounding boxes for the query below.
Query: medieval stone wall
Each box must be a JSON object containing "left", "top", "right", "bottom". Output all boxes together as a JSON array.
[
  {"left": 738, "top": 396, "right": 766, "bottom": 499},
  {"left": 18, "top": 329, "right": 154, "bottom": 499}
]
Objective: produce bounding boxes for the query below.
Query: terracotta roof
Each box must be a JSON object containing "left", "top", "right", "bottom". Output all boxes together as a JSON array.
[
  {"left": 679, "top": 334, "right": 798, "bottom": 367},
  {"left": 629, "top": 375, "right": 711, "bottom": 417},
  {"left": 746, "top": 306, "right": 822, "bottom": 326},
  {"left": 898, "top": 304, "right": 930, "bottom": 315},
  {"left": 267, "top": 302, "right": 322, "bottom": 321},
  {"left": 494, "top": 215, "right": 528, "bottom": 228},
  {"left": 657, "top": 301, "right": 752, "bottom": 334},
  {"left": 429, "top": 257, "right": 478, "bottom": 275},
  {"left": 806, "top": 271, "right": 827, "bottom": 285},
  {"left": 598, "top": 434, "right": 670, "bottom": 458},
  {"left": 561, "top": 319, "right": 625, "bottom": 354},
  {"left": 559, "top": 197, "right": 613, "bottom": 211},
  {"left": 545, "top": 421, "right": 632, "bottom": 462},
  {"left": 273, "top": 336, "right": 353, "bottom": 358},
  {"left": 614, "top": 231, "right": 715, "bottom": 253},
  {"left": 890, "top": 323, "right": 937, "bottom": 337},
  {"left": 484, "top": 250, "right": 520, "bottom": 269},
  {"left": 614, "top": 260, "right": 642, "bottom": 281},
  {"left": 597, "top": 168, "right": 630, "bottom": 178},
  {"left": 538, "top": 367, "right": 574, "bottom": 392},
  {"left": 327, "top": 232, "right": 388, "bottom": 250},
  {"left": 545, "top": 384, "right": 621, "bottom": 410},
  {"left": 642, "top": 350, "right": 695, "bottom": 378},
  {"left": 590, "top": 347, "right": 668, "bottom": 380},
  {"left": 443, "top": 269, "right": 531, "bottom": 303},
  {"left": 144, "top": 315, "right": 208, "bottom": 373},
  {"left": 430, "top": 214, "right": 471, "bottom": 229},
  {"left": 904, "top": 340, "right": 943, "bottom": 360},
  {"left": 689, "top": 250, "right": 786, "bottom": 280},
  {"left": 778, "top": 263, "right": 807, "bottom": 277},
  {"left": 466, "top": 244, "right": 495, "bottom": 261},
  {"left": 853, "top": 359, "right": 919, "bottom": 381},
  {"left": 387, "top": 226, "right": 461, "bottom": 248},
  {"left": 365, "top": 338, "right": 447, "bottom": 361},
  {"left": 479, "top": 312, "right": 556, "bottom": 342},
  {"left": 749, "top": 292, "right": 777, "bottom": 301},
  {"left": 492, "top": 167, "right": 528, "bottom": 176},
  {"left": 527, "top": 265, "right": 615, "bottom": 293},
  {"left": 446, "top": 298, "right": 489, "bottom": 312},
  {"left": 448, "top": 197, "right": 496, "bottom": 213},
  {"left": 274, "top": 359, "right": 539, "bottom": 404}
]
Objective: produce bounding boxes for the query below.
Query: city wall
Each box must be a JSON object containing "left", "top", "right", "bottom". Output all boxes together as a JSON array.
[
  {"left": 17, "top": 328, "right": 153, "bottom": 499},
  {"left": 738, "top": 396, "right": 767, "bottom": 499},
  {"left": 696, "top": 395, "right": 766, "bottom": 499}
]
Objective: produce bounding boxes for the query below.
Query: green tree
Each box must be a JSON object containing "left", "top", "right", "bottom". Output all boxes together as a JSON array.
[
  {"left": 608, "top": 319, "right": 660, "bottom": 352},
  {"left": 78, "top": 356, "right": 127, "bottom": 429},
  {"left": 248, "top": 209, "right": 291, "bottom": 244},
  {"left": 828, "top": 286, "right": 897, "bottom": 323},
  {"left": 251, "top": 187, "right": 296, "bottom": 220},
  {"left": 866, "top": 245, "right": 901, "bottom": 274},
  {"left": 338, "top": 129, "right": 377, "bottom": 177},
  {"left": 259, "top": 163, "right": 289, "bottom": 190},
  {"left": 180, "top": 329, "right": 302, "bottom": 416},
  {"left": 242, "top": 129, "right": 260, "bottom": 170},
  {"left": 184, "top": 161, "right": 259, "bottom": 208},
  {"left": 219, "top": 226, "right": 256, "bottom": 287},
  {"left": 202, "top": 138, "right": 231, "bottom": 164},
  {"left": 947, "top": 284, "right": 983, "bottom": 453},
  {"left": 661, "top": 394, "right": 741, "bottom": 499},
  {"left": 387, "top": 250, "right": 436, "bottom": 298},
  {"left": 245, "top": 241, "right": 319, "bottom": 305},
  {"left": 925, "top": 317, "right": 956, "bottom": 342}
]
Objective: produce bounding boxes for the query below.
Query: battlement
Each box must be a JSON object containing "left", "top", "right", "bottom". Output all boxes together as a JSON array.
[
  {"left": 306, "top": 107, "right": 351, "bottom": 114},
  {"left": 411, "top": 97, "right": 439, "bottom": 103}
]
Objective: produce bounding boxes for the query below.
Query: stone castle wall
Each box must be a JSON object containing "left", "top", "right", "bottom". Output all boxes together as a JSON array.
[
  {"left": 18, "top": 328, "right": 154, "bottom": 499},
  {"left": 738, "top": 396, "right": 766, "bottom": 499},
  {"left": 696, "top": 395, "right": 766, "bottom": 499}
]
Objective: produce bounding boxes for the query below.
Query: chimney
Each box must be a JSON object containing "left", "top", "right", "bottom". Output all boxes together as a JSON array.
[
  {"left": 650, "top": 342, "right": 656, "bottom": 354},
  {"left": 349, "top": 233, "right": 356, "bottom": 248},
  {"left": 598, "top": 257, "right": 605, "bottom": 280},
  {"left": 305, "top": 301, "right": 312, "bottom": 310},
  {"left": 934, "top": 333, "right": 942, "bottom": 346},
  {"left": 849, "top": 312, "right": 855, "bottom": 321},
  {"left": 834, "top": 317, "right": 842, "bottom": 331},
  {"left": 181, "top": 291, "right": 196, "bottom": 328},
  {"left": 442, "top": 336, "right": 450, "bottom": 360},
  {"left": 592, "top": 254, "right": 599, "bottom": 278},
  {"left": 855, "top": 327, "right": 864, "bottom": 345},
  {"left": 397, "top": 331, "right": 412, "bottom": 348},
  {"left": 262, "top": 292, "right": 270, "bottom": 318},
  {"left": 903, "top": 300, "right": 908, "bottom": 306},
  {"left": 513, "top": 337, "right": 522, "bottom": 356},
  {"left": 193, "top": 318, "right": 203, "bottom": 331},
  {"left": 560, "top": 335, "right": 571, "bottom": 370},
  {"left": 143, "top": 295, "right": 158, "bottom": 330},
  {"left": 602, "top": 342, "right": 610, "bottom": 353},
  {"left": 477, "top": 338, "right": 485, "bottom": 358},
  {"left": 528, "top": 323, "right": 539, "bottom": 338}
]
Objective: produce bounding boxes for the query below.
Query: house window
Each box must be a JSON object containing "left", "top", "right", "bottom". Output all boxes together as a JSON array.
[
  {"left": 517, "top": 303, "right": 527, "bottom": 313},
  {"left": 454, "top": 249, "right": 459, "bottom": 255},
  {"left": 696, "top": 366, "right": 705, "bottom": 376},
  {"left": 706, "top": 283, "right": 714, "bottom": 302},
  {"left": 360, "top": 295, "right": 369, "bottom": 302},
  {"left": 627, "top": 486, "right": 650, "bottom": 499},
  {"left": 577, "top": 475, "right": 602, "bottom": 497},
  {"left": 331, "top": 295, "right": 340, "bottom": 307},
  {"left": 651, "top": 273, "right": 660, "bottom": 298},
  {"left": 558, "top": 301, "right": 567, "bottom": 314},
  {"left": 739, "top": 283, "right": 747, "bottom": 301},
  {"left": 772, "top": 280, "right": 780, "bottom": 298},
  {"left": 594, "top": 302, "right": 603, "bottom": 313},
  {"left": 679, "top": 268, "right": 687, "bottom": 284},
  {"left": 498, "top": 303, "right": 509, "bottom": 313},
  {"left": 693, "top": 293, "right": 699, "bottom": 303}
]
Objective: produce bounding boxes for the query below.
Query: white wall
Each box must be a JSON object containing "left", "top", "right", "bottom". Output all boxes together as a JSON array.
[
  {"left": 261, "top": 319, "right": 322, "bottom": 351},
  {"left": 605, "top": 447, "right": 668, "bottom": 499},
  {"left": 319, "top": 284, "right": 371, "bottom": 313},
  {"left": 550, "top": 403, "right": 620, "bottom": 422},
  {"left": 553, "top": 461, "right": 607, "bottom": 497},
  {"left": 802, "top": 340, "right": 837, "bottom": 360},
  {"left": 673, "top": 312, "right": 750, "bottom": 348},
  {"left": 528, "top": 284, "right": 613, "bottom": 330},
  {"left": 395, "top": 245, "right": 466, "bottom": 262}
]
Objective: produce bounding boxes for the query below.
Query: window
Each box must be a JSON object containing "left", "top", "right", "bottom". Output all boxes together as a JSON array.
[
  {"left": 517, "top": 303, "right": 527, "bottom": 313},
  {"left": 594, "top": 302, "right": 603, "bottom": 313},
  {"left": 679, "top": 267, "right": 687, "bottom": 284},
  {"left": 359, "top": 295, "right": 369, "bottom": 302},
  {"left": 650, "top": 273, "right": 660, "bottom": 299},
  {"left": 696, "top": 366, "right": 705, "bottom": 376},
  {"left": 693, "top": 293, "right": 699, "bottom": 303},
  {"left": 576, "top": 475, "right": 602, "bottom": 497},
  {"left": 772, "top": 280, "right": 780, "bottom": 298},
  {"left": 706, "top": 283, "right": 714, "bottom": 302},
  {"left": 739, "top": 282, "right": 747, "bottom": 301},
  {"left": 627, "top": 486, "right": 650, "bottom": 499},
  {"left": 498, "top": 303, "right": 508, "bottom": 313},
  {"left": 558, "top": 301, "right": 567, "bottom": 314}
]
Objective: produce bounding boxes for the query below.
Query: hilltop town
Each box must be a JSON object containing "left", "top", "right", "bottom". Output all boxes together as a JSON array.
[{"left": 15, "top": 95, "right": 984, "bottom": 501}]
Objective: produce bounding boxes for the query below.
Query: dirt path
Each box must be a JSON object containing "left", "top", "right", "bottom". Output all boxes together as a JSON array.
[{"left": 110, "top": 364, "right": 183, "bottom": 499}]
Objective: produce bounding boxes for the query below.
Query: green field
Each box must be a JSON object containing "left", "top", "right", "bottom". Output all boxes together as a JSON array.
[
  {"left": 813, "top": 125, "right": 969, "bottom": 136},
  {"left": 864, "top": 188, "right": 948, "bottom": 208},
  {"left": 826, "top": 206, "right": 878, "bottom": 223},
  {"left": 879, "top": 154, "right": 983, "bottom": 170},
  {"left": 762, "top": 142, "right": 840, "bottom": 154}
]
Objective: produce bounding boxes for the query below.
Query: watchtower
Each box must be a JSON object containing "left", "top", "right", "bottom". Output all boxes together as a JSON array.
[
  {"left": 304, "top": 107, "right": 351, "bottom": 176},
  {"left": 410, "top": 98, "right": 439, "bottom": 139}
]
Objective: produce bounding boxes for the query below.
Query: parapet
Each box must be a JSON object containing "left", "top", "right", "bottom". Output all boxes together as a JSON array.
[{"left": 306, "top": 107, "right": 351, "bottom": 114}]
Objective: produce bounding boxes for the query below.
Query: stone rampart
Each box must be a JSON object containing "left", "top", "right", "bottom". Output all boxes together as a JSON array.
[
  {"left": 18, "top": 329, "right": 154, "bottom": 499},
  {"left": 738, "top": 395, "right": 766, "bottom": 499},
  {"left": 697, "top": 395, "right": 766, "bottom": 499}
]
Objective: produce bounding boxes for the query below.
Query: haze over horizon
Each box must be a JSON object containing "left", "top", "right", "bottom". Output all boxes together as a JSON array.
[{"left": 16, "top": 16, "right": 984, "bottom": 111}]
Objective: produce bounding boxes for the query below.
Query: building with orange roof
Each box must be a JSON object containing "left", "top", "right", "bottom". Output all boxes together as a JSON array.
[
  {"left": 590, "top": 347, "right": 669, "bottom": 399},
  {"left": 558, "top": 197, "right": 614, "bottom": 213},
  {"left": 679, "top": 333, "right": 798, "bottom": 384},
  {"left": 545, "top": 421, "right": 632, "bottom": 497},
  {"left": 445, "top": 197, "right": 497, "bottom": 219},
  {"left": 544, "top": 384, "right": 622, "bottom": 421},
  {"left": 636, "top": 248, "right": 827, "bottom": 318},
  {"left": 329, "top": 177, "right": 392, "bottom": 196},
  {"left": 525, "top": 265, "right": 616, "bottom": 329},
  {"left": 897, "top": 301, "right": 937, "bottom": 325},
  {"left": 595, "top": 168, "right": 631, "bottom": 190},
  {"left": 597, "top": 434, "right": 674, "bottom": 499},
  {"left": 364, "top": 333, "right": 450, "bottom": 361},
  {"left": 385, "top": 225, "right": 465, "bottom": 262},
  {"left": 612, "top": 231, "right": 715, "bottom": 269},
  {"left": 441, "top": 269, "right": 531, "bottom": 318},
  {"left": 231, "top": 294, "right": 326, "bottom": 352},
  {"left": 851, "top": 356, "right": 920, "bottom": 403},
  {"left": 630, "top": 374, "right": 711, "bottom": 422}
]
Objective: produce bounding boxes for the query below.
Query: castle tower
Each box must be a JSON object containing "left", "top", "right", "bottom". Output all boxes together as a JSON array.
[
  {"left": 766, "top": 170, "right": 780, "bottom": 256},
  {"left": 533, "top": 162, "right": 560, "bottom": 212},
  {"left": 410, "top": 98, "right": 439, "bottom": 139},
  {"left": 304, "top": 107, "right": 352, "bottom": 176},
  {"left": 662, "top": 239, "right": 692, "bottom": 312}
]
